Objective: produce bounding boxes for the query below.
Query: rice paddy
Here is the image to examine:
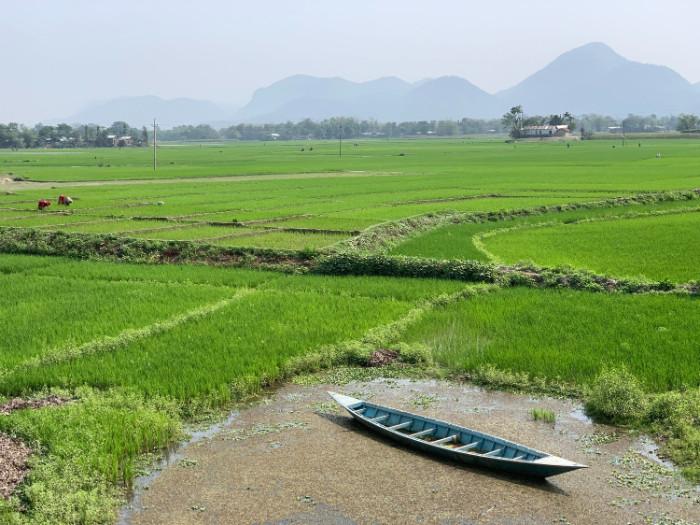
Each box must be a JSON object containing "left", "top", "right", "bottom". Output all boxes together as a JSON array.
[
  {"left": 2, "top": 137, "right": 700, "bottom": 523},
  {"left": 399, "top": 287, "right": 700, "bottom": 392},
  {"left": 1, "top": 139, "right": 699, "bottom": 252},
  {"left": 482, "top": 210, "right": 700, "bottom": 282}
]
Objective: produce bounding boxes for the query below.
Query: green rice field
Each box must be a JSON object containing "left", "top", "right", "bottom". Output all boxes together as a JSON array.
[
  {"left": 2, "top": 138, "right": 700, "bottom": 523},
  {"left": 481, "top": 210, "right": 700, "bottom": 281},
  {"left": 399, "top": 287, "right": 700, "bottom": 392},
  {"left": 1, "top": 139, "right": 699, "bottom": 252}
]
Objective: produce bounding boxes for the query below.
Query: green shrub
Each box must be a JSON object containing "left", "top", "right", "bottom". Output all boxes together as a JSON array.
[
  {"left": 313, "top": 253, "right": 498, "bottom": 283},
  {"left": 395, "top": 343, "right": 433, "bottom": 366},
  {"left": 646, "top": 389, "right": 700, "bottom": 480},
  {"left": 585, "top": 367, "right": 647, "bottom": 424},
  {"left": 337, "top": 341, "right": 374, "bottom": 366}
]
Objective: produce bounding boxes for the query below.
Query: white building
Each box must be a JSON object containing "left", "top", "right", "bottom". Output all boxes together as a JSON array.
[{"left": 520, "top": 125, "right": 570, "bottom": 138}]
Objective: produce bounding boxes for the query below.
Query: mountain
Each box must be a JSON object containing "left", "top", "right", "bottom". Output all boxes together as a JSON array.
[
  {"left": 399, "top": 76, "right": 499, "bottom": 120},
  {"left": 62, "top": 96, "right": 235, "bottom": 128},
  {"left": 235, "top": 75, "right": 412, "bottom": 122},
  {"left": 236, "top": 43, "right": 700, "bottom": 123},
  {"left": 237, "top": 74, "right": 500, "bottom": 122},
  {"left": 497, "top": 42, "right": 700, "bottom": 116},
  {"left": 55, "top": 43, "right": 700, "bottom": 127}
]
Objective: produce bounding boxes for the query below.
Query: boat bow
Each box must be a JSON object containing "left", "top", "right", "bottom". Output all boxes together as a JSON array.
[{"left": 328, "top": 391, "right": 363, "bottom": 410}]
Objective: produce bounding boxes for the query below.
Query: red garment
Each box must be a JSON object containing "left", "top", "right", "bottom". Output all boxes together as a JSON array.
[{"left": 38, "top": 199, "right": 51, "bottom": 210}]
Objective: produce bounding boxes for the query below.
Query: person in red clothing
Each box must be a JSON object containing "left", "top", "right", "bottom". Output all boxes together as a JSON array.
[{"left": 37, "top": 199, "right": 51, "bottom": 210}]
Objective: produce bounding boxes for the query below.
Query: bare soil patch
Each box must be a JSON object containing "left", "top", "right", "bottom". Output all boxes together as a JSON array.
[
  {"left": 0, "top": 434, "right": 31, "bottom": 499},
  {"left": 0, "top": 395, "right": 67, "bottom": 415}
]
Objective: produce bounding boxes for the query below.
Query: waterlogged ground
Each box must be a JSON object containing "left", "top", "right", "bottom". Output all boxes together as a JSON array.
[{"left": 125, "top": 379, "right": 699, "bottom": 525}]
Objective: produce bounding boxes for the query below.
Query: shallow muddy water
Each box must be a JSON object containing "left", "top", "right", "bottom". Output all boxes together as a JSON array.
[{"left": 124, "top": 378, "right": 699, "bottom": 525}]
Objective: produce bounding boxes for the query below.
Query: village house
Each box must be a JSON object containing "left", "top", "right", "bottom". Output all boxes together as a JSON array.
[
  {"left": 520, "top": 124, "right": 569, "bottom": 138},
  {"left": 106, "top": 134, "right": 134, "bottom": 147}
]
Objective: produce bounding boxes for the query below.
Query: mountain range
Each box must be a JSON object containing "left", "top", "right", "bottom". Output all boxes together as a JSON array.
[{"left": 60, "top": 43, "right": 700, "bottom": 127}]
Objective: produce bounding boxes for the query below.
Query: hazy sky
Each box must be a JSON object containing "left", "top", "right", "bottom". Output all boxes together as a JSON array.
[{"left": 4, "top": 0, "right": 699, "bottom": 123}]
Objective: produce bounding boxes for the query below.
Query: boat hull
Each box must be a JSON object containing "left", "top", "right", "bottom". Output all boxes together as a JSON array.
[{"left": 329, "top": 392, "right": 586, "bottom": 478}]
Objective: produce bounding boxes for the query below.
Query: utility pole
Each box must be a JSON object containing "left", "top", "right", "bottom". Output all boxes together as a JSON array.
[
  {"left": 153, "top": 118, "right": 157, "bottom": 171},
  {"left": 339, "top": 124, "right": 343, "bottom": 159}
]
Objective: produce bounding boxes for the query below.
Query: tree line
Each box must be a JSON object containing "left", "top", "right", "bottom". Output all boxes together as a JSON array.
[
  {"left": 1, "top": 112, "right": 699, "bottom": 148},
  {"left": 502, "top": 106, "right": 700, "bottom": 139},
  {"left": 0, "top": 121, "right": 148, "bottom": 149},
  {"left": 183, "top": 117, "right": 504, "bottom": 141}
]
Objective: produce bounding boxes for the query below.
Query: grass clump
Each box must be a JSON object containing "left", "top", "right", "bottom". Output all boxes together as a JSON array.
[
  {"left": 531, "top": 408, "right": 556, "bottom": 424},
  {"left": 0, "top": 388, "right": 181, "bottom": 525},
  {"left": 585, "top": 366, "right": 647, "bottom": 424},
  {"left": 584, "top": 368, "right": 700, "bottom": 482},
  {"left": 645, "top": 389, "right": 700, "bottom": 483},
  {"left": 468, "top": 364, "right": 577, "bottom": 397}
]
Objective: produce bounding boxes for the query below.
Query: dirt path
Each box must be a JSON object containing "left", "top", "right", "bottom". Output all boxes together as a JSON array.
[
  {"left": 125, "top": 379, "right": 699, "bottom": 525},
  {"left": 1, "top": 171, "right": 401, "bottom": 191}
]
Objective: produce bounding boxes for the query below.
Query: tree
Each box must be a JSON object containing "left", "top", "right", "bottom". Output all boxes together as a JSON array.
[
  {"left": 502, "top": 105, "right": 524, "bottom": 139},
  {"left": 110, "top": 121, "right": 129, "bottom": 136},
  {"left": 563, "top": 112, "right": 576, "bottom": 132},
  {"left": 677, "top": 114, "right": 700, "bottom": 132},
  {"left": 548, "top": 114, "right": 564, "bottom": 126},
  {"left": 436, "top": 120, "right": 459, "bottom": 136}
]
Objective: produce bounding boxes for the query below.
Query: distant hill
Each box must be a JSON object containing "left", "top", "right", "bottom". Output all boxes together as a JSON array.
[
  {"left": 497, "top": 43, "right": 700, "bottom": 116},
  {"left": 235, "top": 43, "right": 700, "bottom": 122},
  {"left": 56, "top": 43, "right": 700, "bottom": 128},
  {"left": 61, "top": 96, "right": 235, "bottom": 128},
  {"left": 235, "top": 75, "right": 413, "bottom": 122},
  {"left": 399, "top": 76, "right": 500, "bottom": 120},
  {"left": 235, "top": 75, "right": 497, "bottom": 122}
]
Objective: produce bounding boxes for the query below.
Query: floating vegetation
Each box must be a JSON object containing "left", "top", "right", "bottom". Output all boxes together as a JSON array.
[
  {"left": 220, "top": 421, "right": 308, "bottom": 442},
  {"left": 411, "top": 393, "right": 439, "bottom": 409},
  {"left": 610, "top": 451, "right": 671, "bottom": 492}
]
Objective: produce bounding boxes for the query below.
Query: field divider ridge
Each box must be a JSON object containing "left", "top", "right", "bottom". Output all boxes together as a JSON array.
[
  {"left": 338, "top": 189, "right": 700, "bottom": 254},
  {"left": 281, "top": 284, "right": 497, "bottom": 378},
  {"left": 8, "top": 288, "right": 256, "bottom": 372}
]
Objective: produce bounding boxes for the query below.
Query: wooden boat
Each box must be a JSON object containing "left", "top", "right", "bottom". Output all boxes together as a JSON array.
[{"left": 329, "top": 392, "right": 587, "bottom": 478}]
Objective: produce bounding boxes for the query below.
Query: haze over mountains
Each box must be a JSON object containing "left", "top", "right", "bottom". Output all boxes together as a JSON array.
[
  {"left": 61, "top": 43, "right": 700, "bottom": 128},
  {"left": 62, "top": 96, "right": 238, "bottom": 129}
]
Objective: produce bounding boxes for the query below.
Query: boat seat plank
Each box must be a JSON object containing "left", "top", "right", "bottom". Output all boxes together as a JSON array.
[
  {"left": 371, "top": 414, "right": 389, "bottom": 423},
  {"left": 388, "top": 421, "right": 412, "bottom": 431},
  {"left": 513, "top": 454, "right": 527, "bottom": 461},
  {"left": 455, "top": 441, "right": 481, "bottom": 452},
  {"left": 483, "top": 448, "right": 504, "bottom": 457},
  {"left": 432, "top": 434, "right": 458, "bottom": 445},
  {"left": 355, "top": 407, "right": 366, "bottom": 415},
  {"left": 410, "top": 428, "right": 435, "bottom": 438}
]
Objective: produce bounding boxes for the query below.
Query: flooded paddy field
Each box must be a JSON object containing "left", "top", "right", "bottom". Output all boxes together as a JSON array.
[{"left": 125, "top": 379, "right": 700, "bottom": 525}]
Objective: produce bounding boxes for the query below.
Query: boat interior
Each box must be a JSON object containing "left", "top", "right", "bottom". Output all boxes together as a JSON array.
[{"left": 352, "top": 403, "right": 543, "bottom": 462}]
